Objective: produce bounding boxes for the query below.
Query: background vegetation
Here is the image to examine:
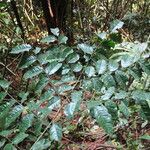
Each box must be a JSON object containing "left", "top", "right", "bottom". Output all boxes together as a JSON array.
[{"left": 0, "top": 0, "right": 150, "bottom": 149}]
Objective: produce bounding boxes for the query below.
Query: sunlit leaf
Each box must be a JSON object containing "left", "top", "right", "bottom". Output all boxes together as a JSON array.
[{"left": 78, "top": 43, "right": 94, "bottom": 54}]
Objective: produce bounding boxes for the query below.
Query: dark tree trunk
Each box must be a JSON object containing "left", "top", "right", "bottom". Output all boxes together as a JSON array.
[{"left": 41, "top": 0, "right": 68, "bottom": 35}]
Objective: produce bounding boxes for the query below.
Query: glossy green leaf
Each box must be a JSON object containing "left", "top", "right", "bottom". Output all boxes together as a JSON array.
[
  {"left": 58, "top": 35, "right": 68, "bottom": 44},
  {"left": 95, "top": 60, "right": 107, "bottom": 74},
  {"left": 101, "top": 74, "right": 116, "bottom": 87},
  {"left": 108, "top": 60, "right": 119, "bottom": 72},
  {"left": 31, "top": 139, "right": 51, "bottom": 150},
  {"left": 45, "top": 61, "right": 62, "bottom": 75},
  {"left": 11, "top": 44, "right": 32, "bottom": 54},
  {"left": 85, "top": 66, "right": 95, "bottom": 77},
  {"left": 0, "top": 79, "right": 11, "bottom": 89},
  {"left": 73, "top": 63, "right": 83, "bottom": 72},
  {"left": 67, "top": 53, "right": 80, "bottom": 63},
  {"left": 92, "top": 105, "right": 113, "bottom": 134},
  {"left": 12, "top": 132, "right": 28, "bottom": 144},
  {"left": 50, "top": 28, "right": 59, "bottom": 36},
  {"left": 119, "top": 101, "right": 130, "bottom": 118},
  {"left": 24, "top": 66, "right": 43, "bottom": 79},
  {"left": 4, "top": 144, "right": 17, "bottom": 150},
  {"left": 50, "top": 123, "right": 62, "bottom": 141},
  {"left": 78, "top": 43, "right": 94, "bottom": 54},
  {"left": 41, "top": 35, "right": 57, "bottom": 43},
  {"left": 110, "top": 19, "right": 124, "bottom": 32}
]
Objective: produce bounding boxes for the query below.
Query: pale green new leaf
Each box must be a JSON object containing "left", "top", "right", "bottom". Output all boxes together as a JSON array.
[
  {"left": 11, "top": 44, "right": 32, "bottom": 54},
  {"left": 50, "top": 123, "right": 62, "bottom": 141}
]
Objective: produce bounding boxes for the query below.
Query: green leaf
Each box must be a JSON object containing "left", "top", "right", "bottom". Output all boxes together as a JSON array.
[
  {"left": 58, "top": 35, "right": 68, "bottom": 44},
  {"left": 67, "top": 53, "right": 80, "bottom": 63},
  {"left": 101, "top": 74, "right": 116, "bottom": 87},
  {"left": 0, "top": 139, "right": 6, "bottom": 148},
  {"left": 101, "top": 87, "right": 115, "bottom": 100},
  {"left": 97, "top": 32, "right": 107, "bottom": 39},
  {"left": 108, "top": 60, "right": 119, "bottom": 72},
  {"left": 48, "top": 96, "right": 60, "bottom": 111},
  {"left": 31, "top": 139, "right": 51, "bottom": 150},
  {"left": 0, "top": 130, "right": 13, "bottom": 137},
  {"left": 4, "top": 144, "right": 17, "bottom": 150},
  {"left": 92, "top": 105, "right": 113, "bottom": 134},
  {"left": 64, "top": 91, "right": 82, "bottom": 118},
  {"left": 50, "top": 123, "right": 62, "bottom": 141},
  {"left": 85, "top": 66, "right": 95, "bottom": 77},
  {"left": 19, "top": 114, "right": 34, "bottom": 132},
  {"left": 12, "top": 132, "right": 28, "bottom": 144},
  {"left": 35, "top": 75, "right": 49, "bottom": 94},
  {"left": 11, "top": 44, "right": 32, "bottom": 54},
  {"left": 5, "top": 105, "right": 23, "bottom": 128},
  {"left": 78, "top": 43, "right": 94, "bottom": 54},
  {"left": 140, "top": 134, "right": 150, "bottom": 140},
  {"left": 41, "top": 35, "right": 57, "bottom": 43},
  {"left": 121, "top": 54, "right": 135, "bottom": 68},
  {"left": 119, "top": 101, "right": 130, "bottom": 118},
  {"left": 18, "top": 91, "right": 29, "bottom": 103},
  {"left": 110, "top": 19, "right": 124, "bottom": 32},
  {"left": 115, "top": 91, "right": 127, "bottom": 99},
  {"left": 50, "top": 28, "right": 59, "bottom": 36},
  {"left": 64, "top": 102, "right": 78, "bottom": 119},
  {"left": 45, "top": 62, "right": 62, "bottom": 75},
  {"left": 24, "top": 66, "right": 43, "bottom": 79},
  {"left": 73, "top": 63, "right": 83, "bottom": 72},
  {"left": 95, "top": 60, "right": 107, "bottom": 74},
  {"left": 0, "top": 79, "right": 11, "bottom": 89},
  {"left": 0, "top": 92, "right": 7, "bottom": 102},
  {"left": 20, "top": 55, "right": 36, "bottom": 69}
]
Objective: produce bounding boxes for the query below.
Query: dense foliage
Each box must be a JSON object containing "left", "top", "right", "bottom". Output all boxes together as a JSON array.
[{"left": 0, "top": 0, "right": 150, "bottom": 150}]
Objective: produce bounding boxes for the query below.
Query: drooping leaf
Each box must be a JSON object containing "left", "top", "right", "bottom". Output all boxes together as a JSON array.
[
  {"left": 41, "top": 35, "right": 57, "bottom": 43},
  {"left": 50, "top": 28, "right": 59, "bottom": 36},
  {"left": 0, "top": 79, "right": 11, "bottom": 89},
  {"left": 50, "top": 123, "right": 62, "bottom": 141},
  {"left": 45, "top": 61, "right": 62, "bottom": 75},
  {"left": 12, "top": 132, "right": 28, "bottom": 144},
  {"left": 92, "top": 105, "right": 113, "bottom": 134},
  {"left": 23, "top": 66, "right": 43, "bottom": 79},
  {"left": 95, "top": 59, "right": 107, "bottom": 74},
  {"left": 10, "top": 44, "right": 32, "bottom": 54},
  {"left": 78, "top": 43, "right": 94, "bottom": 54},
  {"left": 85, "top": 66, "right": 95, "bottom": 77}
]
